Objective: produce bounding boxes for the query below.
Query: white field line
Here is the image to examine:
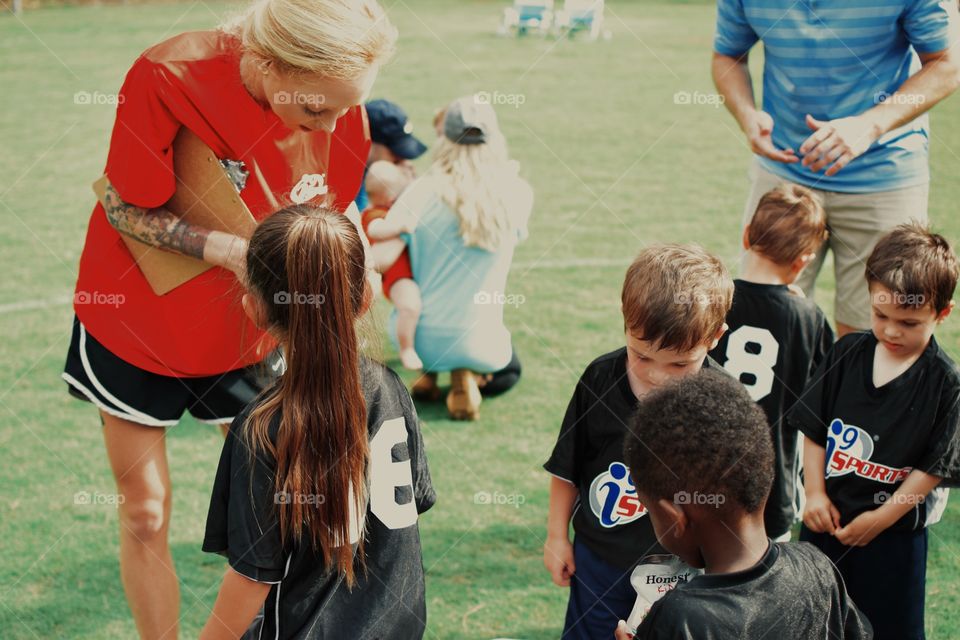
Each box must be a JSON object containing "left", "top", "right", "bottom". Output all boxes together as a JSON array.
[{"left": 0, "top": 258, "right": 627, "bottom": 316}]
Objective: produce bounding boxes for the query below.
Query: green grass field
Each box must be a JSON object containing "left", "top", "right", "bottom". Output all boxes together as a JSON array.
[{"left": 2, "top": 0, "right": 960, "bottom": 637}]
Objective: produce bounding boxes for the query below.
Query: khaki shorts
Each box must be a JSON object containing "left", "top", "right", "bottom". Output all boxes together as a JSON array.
[{"left": 741, "top": 161, "right": 929, "bottom": 329}]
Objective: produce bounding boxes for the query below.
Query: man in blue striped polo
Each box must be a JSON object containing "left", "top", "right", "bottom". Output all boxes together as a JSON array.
[{"left": 713, "top": 1, "right": 959, "bottom": 337}]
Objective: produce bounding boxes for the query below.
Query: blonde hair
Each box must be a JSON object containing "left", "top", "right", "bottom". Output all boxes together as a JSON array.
[
  {"left": 224, "top": 0, "right": 397, "bottom": 79},
  {"left": 430, "top": 134, "right": 526, "bottom": 252}
]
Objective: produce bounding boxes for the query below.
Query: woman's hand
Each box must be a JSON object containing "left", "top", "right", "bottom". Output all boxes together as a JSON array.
[{"left": 204, "top": 232, "right": 249, "bottom": 283}]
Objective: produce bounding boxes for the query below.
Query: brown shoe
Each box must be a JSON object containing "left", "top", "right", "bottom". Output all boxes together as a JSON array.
[
  {"left": 411, "top": 372, "right": 441, "bottom": 402},
  {"left": 447, "top": 369, "right": 481, "bottom": 420}
]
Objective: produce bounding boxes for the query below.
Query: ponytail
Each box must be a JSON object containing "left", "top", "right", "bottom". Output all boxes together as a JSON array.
[{"left": 244, "top": 205, "right": 369, "bottom": 585}]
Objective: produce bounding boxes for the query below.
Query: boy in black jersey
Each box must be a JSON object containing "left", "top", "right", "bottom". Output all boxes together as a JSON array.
[
  {"left": 789, "top": 223, "right": 960, "bottom": 640},
  {"left": 614, "top": 369, "right": 872, "bottom": 640},
  {"left": 543, "top": 244, "right": 733, "bottom": 639},
  {"left": 710, "top": 184, "right": 834, "bottom": 540}
]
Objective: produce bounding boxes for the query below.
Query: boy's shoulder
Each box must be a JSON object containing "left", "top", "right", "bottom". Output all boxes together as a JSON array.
[
  {"left": 828, "top": 330, "right": 873, "bottom": 362},
  {"left": 926, "top": 336, "right": 960, "bottom": 382},
  {"left": 641, "top": 542, "right": 841, "bottom": 635},
  {"left": 732, "top": 279, "right": 827, "bottom": 322},
  {"left": 581, "top": 346, "right": 628, "bottom": 382}
]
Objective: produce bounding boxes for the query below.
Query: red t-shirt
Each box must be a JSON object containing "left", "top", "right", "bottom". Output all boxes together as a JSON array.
[{"left": 74, "top": 30, "right": 370, "bottom": 377}]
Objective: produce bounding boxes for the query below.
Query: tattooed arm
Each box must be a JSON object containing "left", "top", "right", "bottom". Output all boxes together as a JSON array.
[{"left": 102, "top": 183, "right": 248, "bottom": 277}]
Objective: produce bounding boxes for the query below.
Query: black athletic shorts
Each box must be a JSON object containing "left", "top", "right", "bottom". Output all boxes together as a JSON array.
[{"left": 62, "top": 316, "right": 283, "bottom": 427}]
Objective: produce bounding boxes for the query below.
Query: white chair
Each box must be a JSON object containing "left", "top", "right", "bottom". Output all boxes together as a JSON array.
[
  {"left": 554, "top": 0, "right": 605, "bottom": 41},
  {"left": 498, "top": 0, "right": 555, "bottom": 37}
]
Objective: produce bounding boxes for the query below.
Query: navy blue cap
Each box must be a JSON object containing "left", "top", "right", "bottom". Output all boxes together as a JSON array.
[{"left": 366, "top": 99, "right": 428, "bottom": 160}]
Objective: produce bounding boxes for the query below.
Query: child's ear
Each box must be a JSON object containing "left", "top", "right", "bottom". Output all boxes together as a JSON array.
[
  {"left": 937, "top": 300, "right": 955, "bottom": 324},
  {"left": 791, "top": 252, "right": 816, "bottom": 276},
  {"left": 241, "top": 293, "right": 269, "bottom": 330},
  {"left": 656, "top": 498, "right": 689, "bottom": 537},
  {"left": 741, "top": 225, "right": 751, "bottom": 251},
  {"left": 708, "top": 323, "right": 729, "bottom": 350}
]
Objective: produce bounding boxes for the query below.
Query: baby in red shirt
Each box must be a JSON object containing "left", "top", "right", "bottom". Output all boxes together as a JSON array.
[{"left": 362, "top": 161, "right": 423, "bottom": 370}]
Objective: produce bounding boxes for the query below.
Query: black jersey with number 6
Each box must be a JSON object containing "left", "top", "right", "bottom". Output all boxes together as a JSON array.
[
  {"left": 203, "top": 358, "right": 435, "bottom": 640},
  {"left": 709, "top": 280, "right": 834, "bottom": 537}
]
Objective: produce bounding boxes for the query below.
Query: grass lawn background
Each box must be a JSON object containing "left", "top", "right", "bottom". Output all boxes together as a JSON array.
[{"left": 1, "top": 0, "right": 959, "bottom": 637}]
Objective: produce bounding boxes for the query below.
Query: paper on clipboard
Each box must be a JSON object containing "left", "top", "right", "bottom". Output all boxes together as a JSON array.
[{"left": 92, "top": 128, "right": 258, "bottom": 295}]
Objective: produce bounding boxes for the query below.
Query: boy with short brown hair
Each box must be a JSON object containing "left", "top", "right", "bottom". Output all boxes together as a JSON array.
[
  {"left": 710, "top": 183, "right": 834, "bottom": 540},
  {"left": 790, "top": 223, "right": 960, "bottom": 640},
  {"left": 543, "top": 244, "right": 733, "bottom": 639}
]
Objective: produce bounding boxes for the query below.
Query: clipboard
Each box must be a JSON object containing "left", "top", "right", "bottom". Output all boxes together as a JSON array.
[{"left": 93, "top": 128, "right": 258, "bottom": 295}]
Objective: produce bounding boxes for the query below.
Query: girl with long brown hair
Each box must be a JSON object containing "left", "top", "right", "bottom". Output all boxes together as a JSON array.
[{"left": 200, "top": 206, "right": 434, "bottom": 639}]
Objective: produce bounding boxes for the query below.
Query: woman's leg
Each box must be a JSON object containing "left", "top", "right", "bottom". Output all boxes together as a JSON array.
[
  {"left": 479, "top": 348, "right": 522, "bottom": 396},
  {"left": 102, "top": 411, "right": 179, "bottom": 640}
]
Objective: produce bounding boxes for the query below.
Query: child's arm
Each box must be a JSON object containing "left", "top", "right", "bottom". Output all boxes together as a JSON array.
[
  {"left": 366, "top": 216, "right": 411, "bottom": 242},
  {"left": 200, "top": 567, "right": 271, "bottom": 639},
  {"left": 543, "top": 476, "right": 578, "bottom": 587},
  {"left": 835, "top": 470, "right": 942, "bottom": 547},
  {"left": 801, "top": 436, "right": 841, "bottom": 534},
  {"left": 369, "top": 238, "right": 408, "bottom": 273}
]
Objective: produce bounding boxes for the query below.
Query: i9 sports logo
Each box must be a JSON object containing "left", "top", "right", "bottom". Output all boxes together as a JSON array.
[
  {"left": 589, "top": 462, "right": 647, "bottom": 528},
  {"left": 825, "top": 419, "right": 874, "bottom": 478},
  {"left": 824, "top": 418, "right": 911, "bottom": 484}
]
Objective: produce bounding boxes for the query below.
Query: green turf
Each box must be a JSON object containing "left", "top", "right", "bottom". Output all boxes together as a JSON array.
[{"left": 2, "top": 0, "right": 960, "bottom": 637}]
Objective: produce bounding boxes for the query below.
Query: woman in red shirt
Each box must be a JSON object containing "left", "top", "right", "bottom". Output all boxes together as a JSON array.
[{"left": 61, "top": 0, "right": 396, "bottom": 636}]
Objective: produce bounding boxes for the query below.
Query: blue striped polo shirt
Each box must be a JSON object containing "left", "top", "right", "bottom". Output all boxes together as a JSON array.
[{"left": 715, "top": 0, "right": 952, "bottom": 193}]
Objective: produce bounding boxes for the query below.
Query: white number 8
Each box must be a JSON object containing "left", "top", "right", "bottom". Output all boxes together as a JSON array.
[{"left": 722, "top": 326, "right": 779, "bottom": 401}]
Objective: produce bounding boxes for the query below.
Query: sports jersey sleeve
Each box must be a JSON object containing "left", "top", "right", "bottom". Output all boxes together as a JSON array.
[
  {"left": 543, "top": 375, "right": 586, "bottom": 484},
  {"left": 202, "top": 413, "right": 286, "bottom": 583},
  {"left": 788, "top": 340, "right": 848, "bottom": 447},
  {"left": 810, "top": 313, "right": 836, "bottom": 377},
  {"left": 916, "top": 378, "right": 960, "bottom": 486},
  {"left": 902, "top": 0, "right": 952, "bottom": 54},
  {"left": 104, "top": 56, "right": 181, "bottom": 209},
  {"left": 634, "top": 593, "right": 694, "bottom": 639},
  {"left": 399, "top": 382, "right": 436, "bottom": 514},
  {"left": 714, "top": 0, "right": 759, "bottom": 57}
]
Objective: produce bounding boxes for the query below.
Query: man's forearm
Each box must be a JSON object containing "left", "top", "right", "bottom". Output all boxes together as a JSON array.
[
  {"left": 864, "top": 50, "right": 960, "bottom": 138},
  {"left": 712, "top": 52, "right": 757, "bottom": 130}
]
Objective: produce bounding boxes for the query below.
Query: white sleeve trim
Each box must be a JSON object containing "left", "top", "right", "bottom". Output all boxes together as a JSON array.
[{"left": 546, "top": 470, "right": 576, "bottom": 485}]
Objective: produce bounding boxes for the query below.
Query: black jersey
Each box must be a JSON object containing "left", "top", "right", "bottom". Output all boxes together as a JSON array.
[
  {"left": 709, "top": 280, "right": 834, "bottom": 536},
  {"left": 635, "top": 541, "right": 873, "bottom": 639},
  {"left": 788, "top": 332, "right": 960, "bottom": 531},
  {"left": 203, "top": 358, "right": 435, "bottom": 640},
  {"left": 544, "top": 347, "right": 722, "bottom": 569}
]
